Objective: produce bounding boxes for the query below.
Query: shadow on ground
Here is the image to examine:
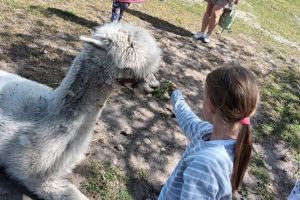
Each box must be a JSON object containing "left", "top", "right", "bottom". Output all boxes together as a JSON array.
[
  {"left": 29, "top": 6, "right": 100, "bottom": 29},
  {"left": 0, "top": 3, "right": 298, "bottom": 200},
  {"left": 127, "top": 9, "right": 193, "bottom": 37}
]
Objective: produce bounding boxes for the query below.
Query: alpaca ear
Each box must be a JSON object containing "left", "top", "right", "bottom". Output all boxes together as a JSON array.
[{"left": 80, "top": 36, "right": 110, "bottom": 47}]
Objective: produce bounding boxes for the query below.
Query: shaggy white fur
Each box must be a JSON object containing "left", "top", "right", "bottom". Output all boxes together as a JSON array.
[{"left": 0, "top": 22, "right": 161, "bottom": 200}]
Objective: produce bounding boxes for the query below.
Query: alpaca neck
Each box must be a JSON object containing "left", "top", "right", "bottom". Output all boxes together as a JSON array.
[
  {"left": 38, "top": 50, "right": 118, "bottom": 176},
  {"left": 52, "top": 50, "right": 115, "bottom": 119}
]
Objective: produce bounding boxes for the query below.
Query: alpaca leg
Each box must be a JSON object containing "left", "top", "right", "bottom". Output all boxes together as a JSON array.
[{"left": 27, "top": 179, "right": 89, "bottom": 200}]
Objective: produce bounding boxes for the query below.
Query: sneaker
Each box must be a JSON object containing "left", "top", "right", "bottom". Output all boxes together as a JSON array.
[
  {"left": 194, "top": 32, "right": 204, "bottom": 40},
  {"left": 203, "top": 35, "right": 210, "bottom": 43}
]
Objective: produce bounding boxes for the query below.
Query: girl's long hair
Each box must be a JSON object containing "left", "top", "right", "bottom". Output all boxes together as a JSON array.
[{"left": 205, "top": 65, "right": 259, "bottom": 192}]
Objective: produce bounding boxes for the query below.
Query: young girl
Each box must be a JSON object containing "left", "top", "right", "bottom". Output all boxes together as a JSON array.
[
  {"left": 111, "top": 0, "right": 145, "bottom": 22},
  {"left": 158, "top": 65, "right": 260, "bottom": 199}
]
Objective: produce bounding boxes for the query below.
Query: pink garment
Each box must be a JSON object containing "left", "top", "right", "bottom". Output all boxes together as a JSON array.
[{"left": 116, "top": 0, "right": 145, "bottom": 3}]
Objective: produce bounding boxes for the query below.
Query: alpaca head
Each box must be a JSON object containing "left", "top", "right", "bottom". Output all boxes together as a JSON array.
[{"left": 80, "top": 23, "right": 161, "bottom": 92}]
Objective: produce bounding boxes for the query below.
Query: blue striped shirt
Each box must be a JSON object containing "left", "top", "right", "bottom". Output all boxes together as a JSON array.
[
  {"left": 158, "top": 90, "right": 236, "bottom": 200},
  {"left": 289, "top": 180, "right": 300, "bottom": 200}
]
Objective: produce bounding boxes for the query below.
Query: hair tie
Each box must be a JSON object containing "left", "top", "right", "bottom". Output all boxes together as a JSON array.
[{"left": 240, "top": 117, "right": 250, "bottom": 125}]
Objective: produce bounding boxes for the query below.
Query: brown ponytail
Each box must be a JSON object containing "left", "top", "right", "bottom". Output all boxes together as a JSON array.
[
  {"left": 232, "top": 125, "right": 253, "bottom": 191},
  {"left": 206, "top": 65, "right": 259, "bottom": 192}
]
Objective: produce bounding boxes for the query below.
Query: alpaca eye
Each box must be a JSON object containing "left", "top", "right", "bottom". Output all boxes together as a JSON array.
[{"left": 130, "top": 43, "right": 134, "bottom": 48}]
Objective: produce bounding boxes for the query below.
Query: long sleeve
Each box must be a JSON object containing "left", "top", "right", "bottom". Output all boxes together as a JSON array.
[
  {"left": 171, "top": 90, "right": 213, "bottom": 141},
  {"left": 289, "top": 180, "right": 300, "bottom": 200}
]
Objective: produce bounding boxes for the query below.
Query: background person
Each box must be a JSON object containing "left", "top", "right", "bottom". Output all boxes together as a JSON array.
[
  {"left": 111, "top": 0, "right": 145, "bottom": 22},
  {"left": 194, "top": 0, "right": 239, "bottom": 43}
]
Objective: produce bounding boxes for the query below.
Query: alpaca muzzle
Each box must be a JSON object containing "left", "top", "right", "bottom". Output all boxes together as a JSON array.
[{"left": 117, "top": 78, "right": 140, "bottom": 88}]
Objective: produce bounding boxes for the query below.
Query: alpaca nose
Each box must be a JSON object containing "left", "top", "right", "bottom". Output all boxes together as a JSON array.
[
  {"left": 150, "top": 84, "right": 159, "bottom": 90},
  {"left": 150, "top": 80, "right": 160, "bottom": 90}
]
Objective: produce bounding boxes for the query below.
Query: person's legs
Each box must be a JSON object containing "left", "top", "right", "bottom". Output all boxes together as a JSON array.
[
  {"left": 207, "top": 4, "right": 224, "bottom": 35},
  {"left": 194, "top": 0, "right": 214, "bottom": 39},
  {"left": 111, "top": 1, "right": 122, "bottom": 22},
  {"left": 119, "top": 3, "right": 130, "bottom": 21},
  {"left": 201, "top": 0, "right": 214, "bottom": 33},
  {"left": 202, "top": 4, "right": 224, "bottom": 43}
]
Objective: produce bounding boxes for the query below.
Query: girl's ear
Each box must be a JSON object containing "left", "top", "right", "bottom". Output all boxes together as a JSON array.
[{"left": 208, "top": 98, "right": 216, "bottom": 114}]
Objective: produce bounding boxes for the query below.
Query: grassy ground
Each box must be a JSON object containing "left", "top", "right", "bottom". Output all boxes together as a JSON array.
[
  {"left": 252, "top": 67, "right": 300, "bottom": 199},
  {"left": 82, "top": 161, "right": 131, "bottom": 200},
  {"left": 0, "top": 0, "right": 299, "bottom": 199},
  {"left": 234, "top": 0, "right": 300, "bottom": 57}
]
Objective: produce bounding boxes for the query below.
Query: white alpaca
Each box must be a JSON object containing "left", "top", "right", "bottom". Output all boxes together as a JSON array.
[{"left": 0, "top": 23, "right": 161, "bottom": 200}]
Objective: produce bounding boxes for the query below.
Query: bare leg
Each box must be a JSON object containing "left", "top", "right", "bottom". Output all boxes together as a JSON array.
[
  {"left": 207, "top": 4, "right": 224, "bottom": 35},
  {"left": 27, "top": 179, "right": 89, "bottom": 200},
  {"left": 201, "top": 0, "right": 214, "bottom": 33}
]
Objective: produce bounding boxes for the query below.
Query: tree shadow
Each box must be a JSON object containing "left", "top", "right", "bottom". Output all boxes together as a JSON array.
[
  {"left": 47, "top": 7, "right": 99, "bottom": 29},
  {"left": 29, "top": 6, "right": 100, "bottom": 29},
  {"left": 74, "top": 160, "right": 161, "bottom": 200},
  {"left": 126, "top": 9, "right": 193, "bottom": 37},
  {"left": 0, "top": 32, "right": 76, "bottom": 85}
]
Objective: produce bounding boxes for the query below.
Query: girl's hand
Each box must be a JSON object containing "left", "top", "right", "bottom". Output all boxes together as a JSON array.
[{"left": 167, "top": 81, "right": 177, "bottom": 96}]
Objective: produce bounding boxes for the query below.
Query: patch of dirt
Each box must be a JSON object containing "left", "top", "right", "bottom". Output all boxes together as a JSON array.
[{"left": 0, "top": 2, "right": 299, "bottom": 200}]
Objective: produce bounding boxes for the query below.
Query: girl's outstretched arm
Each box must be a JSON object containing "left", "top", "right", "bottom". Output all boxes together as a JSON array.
[{"left": 171, "top": 90, "right": 212, "bottom": 140}]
